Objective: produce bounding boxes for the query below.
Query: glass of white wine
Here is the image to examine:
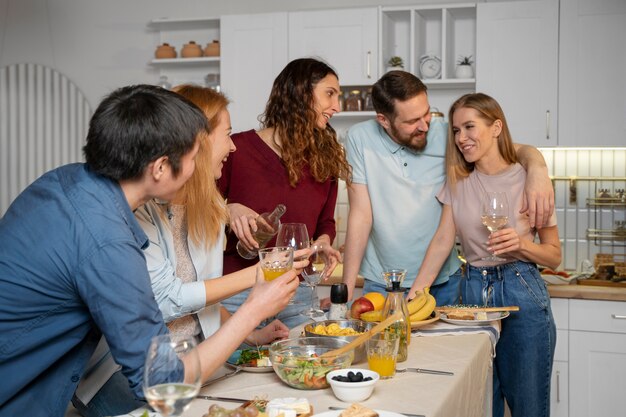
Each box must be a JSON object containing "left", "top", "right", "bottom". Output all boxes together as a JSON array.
[
  {"left": 481, "top": 191, "right": 509, "bottom": 262},
  {"left": 301, "top": 243, "right": 330, "bottom": 318},
  {"left": 143, "top": 334, "right": 201, "bottom": 417}
]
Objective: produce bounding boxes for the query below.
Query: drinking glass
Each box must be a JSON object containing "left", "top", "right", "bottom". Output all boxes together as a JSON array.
[
  {"left": 258, "top": 246, "right": 294, "bottom": 281},
  {"left": 301, "top": 243, "right": 330, "bottom": 318},
  {"left": 276, "top": 223, "right": 310, "bottom": 257},
  {"left": 366, "top": 332, "right": 399, "bottom": 379},
  {"left": 276, "top": 223, "right": 311, "bottom": 307},
  {"left": 143, "top": 334, "right": 201, "bottom": 417},
  {"left": 258, "top": 246, "right": 294, "bottom": 325},
  {"left": 480, "top": 191, "right": 509, "bottom": 262}
]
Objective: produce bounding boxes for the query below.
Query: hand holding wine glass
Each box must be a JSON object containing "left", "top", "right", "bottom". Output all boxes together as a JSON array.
[
  {"left": 481, "top": 191, "right": 509, "bottom": 262},
  {"left": 143, "top": 334, "right": 201, "bottom": 417}
]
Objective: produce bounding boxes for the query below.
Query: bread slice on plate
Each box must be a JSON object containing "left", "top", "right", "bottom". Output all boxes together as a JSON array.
[{"left": 340, "top": 403, "right": 379, "bottom": 417}]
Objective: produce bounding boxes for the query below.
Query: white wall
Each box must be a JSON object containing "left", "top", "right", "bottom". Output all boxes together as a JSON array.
[{"left": 0, "top": 0, "right": 471, "bottom": 108}]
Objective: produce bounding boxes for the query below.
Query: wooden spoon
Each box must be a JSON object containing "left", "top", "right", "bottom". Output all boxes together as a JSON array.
[
  {"left": 320, "top": 311, "right": 403, "bottom": 358},
  {"left": 435, "top": 306, "right": 520, "bottom": 313}
]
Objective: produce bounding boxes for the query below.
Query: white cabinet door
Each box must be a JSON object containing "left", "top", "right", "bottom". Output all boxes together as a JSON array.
[
  {"left": 476, "top": 0, "right": 558, "bottom": 147},
  {"left": 220, "top": 13, "right": 288, "bottom": 133},
  {"left": 569, "top": 330, "right": 626, "bottom": 417},
  {"left": 288, "top": 8, "right": 378, "bottom": 86},
  {"left": 551, "top": 360, "right": 569, "bottom": 417},
  {"left": 559, "top": 0, "right": 626, "bottom": 147}
]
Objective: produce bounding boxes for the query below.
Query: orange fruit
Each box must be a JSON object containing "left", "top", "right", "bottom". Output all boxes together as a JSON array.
[{"left": 363, "top": 292, "right": 386, "bottom": 311}]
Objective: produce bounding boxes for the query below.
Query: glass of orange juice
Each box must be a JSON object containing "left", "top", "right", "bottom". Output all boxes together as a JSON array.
[
  {"left": 366, "top": 332, "right": 399, "bottom": 379},
  {"left": 258, "top": 246, "right": 294, "bottom": 281}
]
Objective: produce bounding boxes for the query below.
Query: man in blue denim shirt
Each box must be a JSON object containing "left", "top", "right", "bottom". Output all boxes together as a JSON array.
[{"left": 0, "top": 85, "right": 300, "bottom": 417}]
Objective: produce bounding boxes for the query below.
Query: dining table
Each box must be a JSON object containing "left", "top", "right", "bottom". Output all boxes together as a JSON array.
[{"left": 175, "top": 323, "right": 494, "bottom": 417}]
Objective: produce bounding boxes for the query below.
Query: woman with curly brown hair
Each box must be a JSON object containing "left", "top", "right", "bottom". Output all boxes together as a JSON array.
[{"left": 219, "top": 57, "right": 351, "bottom": 327}]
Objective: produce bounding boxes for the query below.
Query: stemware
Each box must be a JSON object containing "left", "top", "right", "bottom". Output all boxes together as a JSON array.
[
  {"left": 480, "top": 191, "right": 509, "bottom": 262},
  {"left": 276, "top": 223, "right": 311, "bottom": 307},
  {"left": 301, "top": 244, "right": 330, "bottom": 318},
  {"left": 143, "top": 334, "right": 201, "bottom": 417}
]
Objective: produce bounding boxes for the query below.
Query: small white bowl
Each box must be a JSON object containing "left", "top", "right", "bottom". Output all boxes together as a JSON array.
[{"left": 326, "top": 368, "right": 379, "bottom": 402}]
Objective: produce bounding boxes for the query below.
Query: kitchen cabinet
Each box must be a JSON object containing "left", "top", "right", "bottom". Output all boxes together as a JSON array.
[
  {"left": 476, "top": 0, "right": 558, "bottom": 147},
  {"left": 551, "top": 298, "right": 569, "bottom": 417},
  {"left": 220, "top": 13, "right": 288, "bottom": 133},
  {"left": 148, "top": 17, "right": 221, "bottom": 86},
  {"left": 558, "top": 0, "right": 626, "bottom": 147},
  {"left": 568, "top": 299, "right": 626, "bottom": 417},
  {"left": 288, "top": 8, "right": 378, "bottom": 86},
  {"left": 380, "top": 4, "right": 476, "bottom": 113}
]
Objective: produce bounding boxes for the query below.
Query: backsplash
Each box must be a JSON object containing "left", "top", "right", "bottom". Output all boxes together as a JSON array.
[{"left": 333, "top": 148, "right": 626, "bottom": 271}]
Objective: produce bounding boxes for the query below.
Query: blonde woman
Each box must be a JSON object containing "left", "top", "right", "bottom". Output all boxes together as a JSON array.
[{"left": 409, "top": 93, "right": 560, "bottom": 417}]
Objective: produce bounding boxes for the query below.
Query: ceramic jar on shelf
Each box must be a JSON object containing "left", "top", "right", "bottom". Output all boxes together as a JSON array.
[
  {"left": 154, "top": 43, "right": 177, "bottom": 59},
  {"left": 181, "top": 41, "right": 203, "bottom": 58},
  {"left": 203, "top": 40, "right": 220, "bottom": 57}
]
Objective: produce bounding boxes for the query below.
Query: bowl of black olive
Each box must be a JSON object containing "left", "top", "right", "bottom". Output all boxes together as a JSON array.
[{"left": 326, "top": 368, "right": 379, "bottom": 402}]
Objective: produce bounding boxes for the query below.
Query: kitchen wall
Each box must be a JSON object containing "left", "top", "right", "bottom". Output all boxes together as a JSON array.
[
  {"left": 333, "top": 147, "right": 626, "bottom": 271},
  {"left": 0, "top": 0, "right": 475, "bottom": 109}
]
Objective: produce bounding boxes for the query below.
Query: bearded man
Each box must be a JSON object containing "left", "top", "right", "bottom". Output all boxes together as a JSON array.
[{"left": 333, "top": 71, "right": 555, "bottom": 305}]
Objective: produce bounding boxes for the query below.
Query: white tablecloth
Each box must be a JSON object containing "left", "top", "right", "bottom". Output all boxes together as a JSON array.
[{"left": 180, "top": 330, "right": 492, "bottom": 417}]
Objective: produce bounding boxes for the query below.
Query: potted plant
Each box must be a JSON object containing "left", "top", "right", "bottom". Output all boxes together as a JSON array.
[
  {"left": 386, "top": 56, "right": 404, "bottom": 72},
  {"left": 456, "top": 55, "right": 474, "bottom": 78}
]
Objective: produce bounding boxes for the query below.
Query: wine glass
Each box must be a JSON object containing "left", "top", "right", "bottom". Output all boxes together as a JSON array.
[
  {"left": 480, "top": 191, "right": 509, "bottom": 262},
  {"left": 143, "top": 334, "right": 201, "bottom": 417},
  {"left": 301, "top": 243, "right": 330, "bottom": 318},
  {"left": 276, "top": 223, "right": 311, "bottom": 256},
  {"left": 276, "top": 223, "right": 311, "bottom": 307}
]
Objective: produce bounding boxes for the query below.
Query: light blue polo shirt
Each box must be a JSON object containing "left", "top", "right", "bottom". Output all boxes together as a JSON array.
[{"left": 345, "top": 119, "right": 461, "bottom": 287}]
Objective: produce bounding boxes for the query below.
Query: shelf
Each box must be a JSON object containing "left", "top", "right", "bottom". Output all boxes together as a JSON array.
[
  {"left": 149, "top": 17, "right": 220, "bottom": 26},
  {"left": 586, "top": 229, "right": 626, "bottom": 242},
  {"left": 150, "top": 57, "right": 220, "bottom": 65},
  {"left": 334, "top": 111, "right": 376, "bottom": 118},
  {"left": 423, "top": 78, "right": 475, "bottom": 89},
  {"left": 587, "top": 198, "right": 626, "bottom": 208}
]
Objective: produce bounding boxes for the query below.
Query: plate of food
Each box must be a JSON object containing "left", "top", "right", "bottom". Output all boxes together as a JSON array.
[
  {"left": 226, "top": 346, "right": 273, "bottom": 373},
  {"left": 313, "top": 403, "right": 407, "bottom": 417},
  {"left": 439, "top": 310, "right": 510, "bottom": 326}
]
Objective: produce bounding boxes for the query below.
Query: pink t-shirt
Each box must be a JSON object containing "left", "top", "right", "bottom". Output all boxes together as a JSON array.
[{"left": 437, "top": 163, "right": 557, "bottom": 267}]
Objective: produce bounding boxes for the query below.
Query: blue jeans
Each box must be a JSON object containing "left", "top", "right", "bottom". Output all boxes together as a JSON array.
[
  {"left": 463, "top": 261, "right": 556, "bottom": 417},
  {"left": 72, "top": 370, "right": 146, "bottom": 417},
  {"left": 362, "top": 267, "right": 462, "bottom": 306},
  {"left": 221, "top": 283, "right": 313, "bottom": 329}
]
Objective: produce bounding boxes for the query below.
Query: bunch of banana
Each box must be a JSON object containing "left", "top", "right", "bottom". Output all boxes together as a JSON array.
[{"left": 409, "top": 287, "right": 436, "bottom": 324}]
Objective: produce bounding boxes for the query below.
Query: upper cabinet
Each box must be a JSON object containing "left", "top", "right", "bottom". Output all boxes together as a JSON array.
[
  {"left": 149, "top": 17, "right": 221, "bottom": 86},
  {"left": 476, "top": 0, "right": 558, "bottom": 147},
  {"left": 558, "top": 0, "right": 626, "bottom": 147},
  {"left": 220, "top": 13, "right": 288, "bottom": 133},
  {"left": 380, "top": 5, "right": 476, "bottom": 113},
  {"left": 288, "top": 8, "right": 378, "bottom": 86}
]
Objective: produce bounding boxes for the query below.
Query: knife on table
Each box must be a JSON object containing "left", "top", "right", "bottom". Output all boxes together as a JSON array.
[
  {"left": 328, "top": 406, "right": 425, "bottom": 417},
  {"left": 196, "top": 395, "right": 249, "bottom": 403}
]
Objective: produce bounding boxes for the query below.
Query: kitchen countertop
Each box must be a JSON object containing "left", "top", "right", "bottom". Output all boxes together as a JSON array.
[
  {"left": 320, "top": 264, "right": 626, "bottom": 302},
  {"left": 547, "top": 283, "right": 626, "bottom": 302}
]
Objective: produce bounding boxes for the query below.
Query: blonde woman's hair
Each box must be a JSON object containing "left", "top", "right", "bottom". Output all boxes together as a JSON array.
[
  {"left": 260, "top": 58, "right": 352, "bottom": 187},
  {"left": 446, "top": 93, "right": 518, "bottom": 188},
  {"left": 171, "top": 84, "right": 230, "bottom": 248}
]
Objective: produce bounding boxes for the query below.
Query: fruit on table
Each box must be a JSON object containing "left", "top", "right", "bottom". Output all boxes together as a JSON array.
[
  {"left": 363, "top": 292, "right": 386, "bottom": 311},
  {"left": 360, "top": 310, "right": 383, "bottom": 322},
  {"left": 350, "top": 297, "right": 375, "bottom": 319},
  {"left": 409, "top": 288, "right": 436, "bottom": 323},
  {"left": 331, "top": 371, "right": 373, "bottom": 382}
]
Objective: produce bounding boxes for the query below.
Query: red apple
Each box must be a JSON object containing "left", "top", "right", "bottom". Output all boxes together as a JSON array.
[{"left": 350, "top": 297, "right": 375, "bottom": 319}]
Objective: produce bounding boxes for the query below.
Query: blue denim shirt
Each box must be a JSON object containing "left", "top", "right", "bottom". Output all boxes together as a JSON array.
[{"left": 0, "top": 164, "right": 169, "bottom": 417}]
